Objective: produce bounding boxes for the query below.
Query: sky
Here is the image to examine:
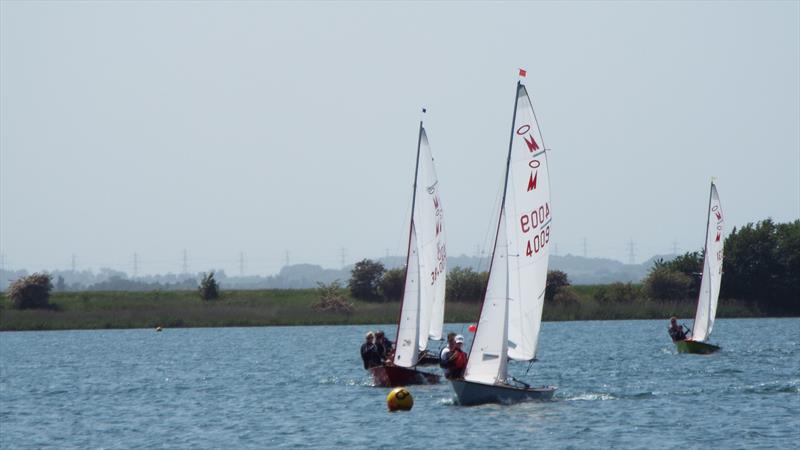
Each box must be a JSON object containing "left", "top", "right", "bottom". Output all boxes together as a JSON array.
[{"left": 1, "top": 1, "right": 798, "bottom": 276}]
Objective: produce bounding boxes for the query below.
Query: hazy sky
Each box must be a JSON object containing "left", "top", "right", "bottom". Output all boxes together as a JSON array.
[{"left": 1, "top": 1, "right": 798, "bottom": 276}]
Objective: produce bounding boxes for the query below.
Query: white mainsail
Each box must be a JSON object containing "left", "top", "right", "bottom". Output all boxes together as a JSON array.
[
  {"left": 691, "top": 182, "right": 724, "bottom": 342},
  {"left": 393, "top": 123, "right": 447, "bottom": 368},
  {"left": 464, "top": 81, "right": 551, "bottom": 384},
  {"left": 417, "top": 129, "right": 447, "bottom": 342}
]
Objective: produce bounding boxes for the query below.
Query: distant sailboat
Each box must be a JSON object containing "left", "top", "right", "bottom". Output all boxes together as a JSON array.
[
  {"left": 675, "top": 181, "right": 724, "bottom": 354},
  {"left": 369, "top": 113, "right": 447, "bottom": 386},
  {"left": 451, "top": 75, "right": 556, "bottom": 405}
]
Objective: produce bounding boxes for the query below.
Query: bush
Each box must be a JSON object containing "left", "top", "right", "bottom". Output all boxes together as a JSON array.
[
  {"left": 349, "top": 259, "right": 385, "bottom": 301},
  {"left": 379, "top": 267, "right": 405, "bottom": 301},
  {"left": 312, "top": 281, "right": 354, "bottom": 314},
  {"left": 7, "top": 273, "right": 53, "bottom": 310},
  {"left": 446, "top": 267, "right": 488, "bottom": 302},
  {"left": 594, "top": 282, "right": 641, "bottom": 303},
  {"left": 545, "top": 270, "right": 570, "bottom": 303},
  {"left": 553, "top": 287, "right": 580, "bottom": 305},
  {"left": 198, "top": 272, "right": 220, "bottom": 300},
  {"left": 644, "top": 266, "right": 692, "bottom": 301}
]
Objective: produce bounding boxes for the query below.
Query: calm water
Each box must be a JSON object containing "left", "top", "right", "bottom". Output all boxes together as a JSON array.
[{"left": 1, "top": 318, "right": 798, "bottom": 449}]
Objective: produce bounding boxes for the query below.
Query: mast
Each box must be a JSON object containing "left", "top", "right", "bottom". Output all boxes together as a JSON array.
[
  {"left": 703, "top": 180, "right": 715, "bottom": 336},
  {"left": 465, "top": 81, "right": 522, "bottom": 376},
  {"left": 393, "top": 116, "right": 426, "bottom": 362}
]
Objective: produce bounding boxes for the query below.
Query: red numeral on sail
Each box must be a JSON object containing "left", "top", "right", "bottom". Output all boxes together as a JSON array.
[
  {"left": 520, "top": 203, "right": 550, "bottom": 234},
  {"left": 524, "top": 226, "right": 550, "bottom": 257}
]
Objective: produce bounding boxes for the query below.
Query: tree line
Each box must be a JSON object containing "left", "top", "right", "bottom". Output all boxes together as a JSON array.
[{"left": 347, "top": 219, "right": 798, "bottom": 315}]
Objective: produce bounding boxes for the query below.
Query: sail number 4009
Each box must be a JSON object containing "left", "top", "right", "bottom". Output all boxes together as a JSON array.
[
  {"left": 525, "top": 226, "right": 550, "bottom": 257},
  {"left": 520, "top": 202, "right": 550, "bottom": 233},
  {"left": 520, "top": 203, "right": 551, "bottom": 257}
]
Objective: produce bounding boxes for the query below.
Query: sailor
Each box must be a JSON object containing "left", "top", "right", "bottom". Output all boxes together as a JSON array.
[
  {"left": 375, "top": 330, "right": 394, "bottom": 361},
  {"left": 668, "top": 316, "right": 689, "bottom": 342},
  {"left": 360, "top": 331, "right": 382, "bottom": 369},
  {"left": 443, "top": 335, "right": 468, "bottom": 380},
  {"left": 440, "top": 332, "right": 457, "bottom": 367}
]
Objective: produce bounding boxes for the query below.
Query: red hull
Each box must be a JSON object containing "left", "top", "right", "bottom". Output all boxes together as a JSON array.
[{"left": 369, "top": 365, "right": 440, "bottom": 387}]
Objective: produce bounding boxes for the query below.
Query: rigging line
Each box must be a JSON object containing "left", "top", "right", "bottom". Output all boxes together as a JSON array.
[
  {"left": 525, "top": 358, "right": 535, "bottom": 375},
  {"left": 478, "top": 178, "right": 505, "bottom": 273}
]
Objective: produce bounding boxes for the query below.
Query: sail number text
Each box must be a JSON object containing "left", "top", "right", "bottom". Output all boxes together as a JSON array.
[
  {"left": 431, "top": 243, "right": 446, "bottom": 285},
  {"left": 520, "top": 202, "right": 551, "bottom": 257}
]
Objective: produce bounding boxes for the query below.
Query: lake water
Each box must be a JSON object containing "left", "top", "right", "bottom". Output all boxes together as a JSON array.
[{"left": 1, "top": 318, "right": 798, "bottom": 449}]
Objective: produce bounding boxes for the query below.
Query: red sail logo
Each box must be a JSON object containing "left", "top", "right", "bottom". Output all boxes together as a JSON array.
[
  {"left": 517, "top": 124, "right": 541, "bottom": 191},
  {"left": 527, "top": 171, "right": 538, "bottom": 192},
  {"left": 524, "top": 135, "right": 539, "bottom": 152}
]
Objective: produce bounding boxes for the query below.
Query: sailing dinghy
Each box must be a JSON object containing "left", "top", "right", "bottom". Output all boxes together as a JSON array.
[
  {"left": 451, "top": 75, "right": 556, "bottom": 405},
  {"left": 676, "top": 181, "right": 724, "bottom": 354},
  {"left": 370, "top": 114, "right": 447, "bottom": 387}
]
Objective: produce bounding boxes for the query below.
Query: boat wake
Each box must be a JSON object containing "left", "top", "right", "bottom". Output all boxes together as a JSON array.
[
  {"left": 564, "top": 392, "right": 616, "bottom": 401},
  {"left": 437, "top": 397, "right": 457, "bottom": 406},
  {"left": 318, "top": 376, "right": 372, "bottom": 387},
  {"left": 734, "top": 379, "right": 800, "bottom": 395}
]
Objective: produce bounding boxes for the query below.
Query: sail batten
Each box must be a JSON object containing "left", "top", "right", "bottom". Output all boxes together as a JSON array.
[{"left": 692, "top": 182, "right": 723, "bottom": 342}]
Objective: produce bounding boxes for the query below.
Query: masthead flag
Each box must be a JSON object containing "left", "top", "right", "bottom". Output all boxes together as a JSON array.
[{"left": 519, "top": 68, "right": 527, "bottom": 77}]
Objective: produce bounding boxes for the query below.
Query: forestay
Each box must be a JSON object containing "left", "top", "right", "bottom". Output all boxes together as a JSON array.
[{"left": 692, "top": 182, "right": 724, "bottom": 342}]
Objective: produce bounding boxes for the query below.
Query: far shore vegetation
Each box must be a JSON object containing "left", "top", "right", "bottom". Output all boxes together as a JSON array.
[
  {"left": 0, "top": 285, "right": 772, "bottom": 332},
  {"left": 2, "top": 219, "right": 797, "bottom": 331}
]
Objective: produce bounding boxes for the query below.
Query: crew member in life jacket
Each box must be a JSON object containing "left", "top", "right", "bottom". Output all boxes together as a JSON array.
[
  {"left": 375, "top": 330, "right": 394, "bottom": 362},
  {"left": 360, "top": 331, "right": 382, "bottom": 369},
  {"left": 443, "top": 335, "right": 468, "bottom": 379},
  {"left": 668, "top": 316, "right": 689, "bottom": 342},
  {"left": 439, "top": 332, "right": 457, "bottom": 367}
]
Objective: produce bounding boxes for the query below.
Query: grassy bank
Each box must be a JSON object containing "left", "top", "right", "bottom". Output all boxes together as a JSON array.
[{"left": 0, "top": 287, "right": 764, "bottom": 331}]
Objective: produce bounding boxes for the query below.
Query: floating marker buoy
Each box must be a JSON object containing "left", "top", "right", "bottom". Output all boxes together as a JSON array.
[
  {"left": 387, "top": 387, "right": 413, "bottom": 411},
  {"left": 156, "top": 326, "right": 163, "bottom": 332}
]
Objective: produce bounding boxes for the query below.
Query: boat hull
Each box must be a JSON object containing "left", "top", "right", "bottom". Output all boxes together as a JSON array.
[
  {"left": 416, "top": 350, "right": 440, "bottom": 367},
  {"left": 369, "top": 365, "right": 440, "bottom": 387},
  {"left": 675, "top": 339, "right": 720, "bottom": 354},
  {"left": 451, "top": 379, "right": 556, "bottom": 406}
]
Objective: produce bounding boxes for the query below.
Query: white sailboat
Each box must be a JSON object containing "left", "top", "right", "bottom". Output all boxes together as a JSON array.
[
  {"left": 370, "top": 112, "right": 447, "bottom": 386},
  {"left": 676, "top": 180, "right": 724, "bottom": 354},
  {"left": 451, "top": 75, "right": 556, "bottom": 405}
]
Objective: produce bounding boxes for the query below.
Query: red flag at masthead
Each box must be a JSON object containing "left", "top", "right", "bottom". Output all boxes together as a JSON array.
[{"left": 519, "top": 68, "right": 527, "bottom": 77}]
